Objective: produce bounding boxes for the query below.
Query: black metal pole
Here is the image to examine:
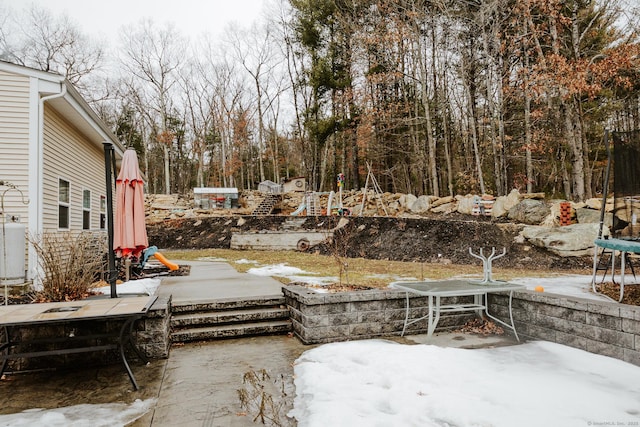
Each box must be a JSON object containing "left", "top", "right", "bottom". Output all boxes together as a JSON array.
[
  {"left": 103, "top": 142, "right": 117, "bottom": 298},
  {"left": 598, "top": 129, "right": 611, "bottom": 239}
]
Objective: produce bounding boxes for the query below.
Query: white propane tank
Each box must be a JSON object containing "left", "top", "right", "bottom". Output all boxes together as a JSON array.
[{"left": 0, "top": 219, "right": 26, "bottom": 285}]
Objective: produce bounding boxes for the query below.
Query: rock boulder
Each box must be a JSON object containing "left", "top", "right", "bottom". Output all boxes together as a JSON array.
[
  {"left": 508, "top": 199, "right": 550, "bottom": 225},
  {"left": 521, "top": 223, "right": 609, "bottom": 257},
  {"left": 575, "top": 207, "right": 613, "bottom": 227},
  {"left": 491, "top": 189, "right": 521, "bottom": 218},
  {"left": 456, "top": 195, "right": 476, "bottom": 215},
  {"left": 409, "top": 195, "right": 431, "bottom": 213},
  {"left": 399, "top": 194, "right": 417, "bottom": 210}
]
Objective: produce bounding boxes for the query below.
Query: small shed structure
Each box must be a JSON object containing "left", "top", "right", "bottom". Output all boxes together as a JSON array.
[
  {"left": 257, "top": 180, "right": 283, "bottom": 194},
  {"left": 283, "top": 177, "right": 306, "bottom": 193},
  {"left": 193, "top": 187, "right": 239, "bottom": 209}
]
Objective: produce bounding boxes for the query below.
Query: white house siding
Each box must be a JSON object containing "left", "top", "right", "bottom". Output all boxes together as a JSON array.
[
  {"left": 0, "top": 70, "right": 31, "bottom": 223},
  {"left": 41, "top": 104, "right": 106, "bottom": 232}
]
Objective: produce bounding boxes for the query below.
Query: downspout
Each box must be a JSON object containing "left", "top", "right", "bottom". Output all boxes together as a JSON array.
[
  {"left": 38, "top": 82, "right": 68, "bottom": 230},
  {"left": 32, "top": 82, "right": 67, "bottom": 287}
]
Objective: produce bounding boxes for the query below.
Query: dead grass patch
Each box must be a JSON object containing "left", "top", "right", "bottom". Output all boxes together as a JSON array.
[{"left": 161, "top": 248, "right": 590, "bottom": 289}]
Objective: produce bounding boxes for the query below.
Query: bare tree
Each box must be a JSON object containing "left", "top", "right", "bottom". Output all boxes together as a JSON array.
[
  {"left": 228, "top": 23, "right": 273, "bottom": 183},
  {"left": 118, "top": 19, "right": 186, "bottom": 195},
  {"left": 180, "top": 60, "right": 213, "bottom": 189},
  {"left": 194, "top": 36, "right": 252, "bottom": 188},
  {"left": 0, "top": 4, "right": 105, "bottom": 92}
]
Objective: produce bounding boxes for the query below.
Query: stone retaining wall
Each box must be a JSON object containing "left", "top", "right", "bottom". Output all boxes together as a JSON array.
[
  {"left": 489, "top": 291, "right": 640, "bottom": 366},
  {"left": 283, "top": 285, "right": 475, "bottom": 344},
  {"left": 136, "top": 295, "right": 172, "bottom": 359},
  {"left": 284, "top": 285, "right": 640, "bottom": 367}
]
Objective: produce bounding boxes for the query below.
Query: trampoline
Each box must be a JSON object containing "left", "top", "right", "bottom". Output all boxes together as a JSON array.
[{"left": 592, "top": 130, "right": 640, "bottom": 302}]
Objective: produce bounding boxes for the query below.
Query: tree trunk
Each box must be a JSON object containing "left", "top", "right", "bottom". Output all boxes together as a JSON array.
[
  {"left": 163, "top": 144, "right": 170, "bottom": 195},
  {"left": 443, "top": 107, "right": 454, "bottom": 197},
  {"left": 561, "top": 148, "right": 572, "bottom": 199},
  {"left": 465, "top": 80, "right": 486, "bottom": 194},
  {"left": 564, "top": 101, "right": 585, "bottom": 201},
  {"left": 480, "top": 7, "right": 503, "bottom": 195}
]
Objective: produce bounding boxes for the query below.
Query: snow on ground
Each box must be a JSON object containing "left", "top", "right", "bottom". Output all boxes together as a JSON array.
[
  {"left": 510, "top": 274, "right": 610, "bottom": 301},
  {"left": 0, "top": 398, "right": 156, "bottom": 427},
  {"left": 247, "top": 264, "right": 338, "bottom": 285},
  {"left": 247, "top": 263, "right": 309, "bottom": 277},
  {"left": 245, "top": 261, "right": 610, "bottom": 301},
  {"left": 93, "top": 278, "right": 161, "bottom": 296},
  {"left": 4, "top": 262, "right": 635, "bottom": 425},
  {"left": 289, "top": 340, "right": 640, "bottom": 427},
  {"left": 233, "top": 258, "right": 259, "bottom": 264}
]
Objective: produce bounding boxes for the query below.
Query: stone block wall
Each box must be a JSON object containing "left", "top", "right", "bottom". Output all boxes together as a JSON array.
[
  {"left": 284, "top": 284, "right": 640, "bottom": 368},
  {"left": 489, "top": 291, "right": 640, "bottom": 366},
  {"left": 283, "top": 285, "right": 475, "bottom": 344},
  {"left": 136, "top": 295, "right": 172, "bottom": 359},
  {"left": 3, "top": 296, "right": 172, "bottom": 373}
]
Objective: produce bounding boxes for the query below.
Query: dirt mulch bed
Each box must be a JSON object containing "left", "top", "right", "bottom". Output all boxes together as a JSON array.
[
  {"left": 594, "top": 282, "right": 640, "bottom": 305},
  {"left": 456, "top": 318, "right": 505, "bottom": 336},
  {"left": 138, "top": 263, "right": 191, "bottom": 278},
  {"left": 290, "top": 282, "right": 374, "bottom": 293},
  {"left": 147, "top": 215, "right": 594, "bottom": 270}
]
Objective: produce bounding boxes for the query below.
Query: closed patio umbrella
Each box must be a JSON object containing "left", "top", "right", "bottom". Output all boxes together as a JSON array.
[{"left": 113, "top": 148, "right": 148, "bottom": 265}]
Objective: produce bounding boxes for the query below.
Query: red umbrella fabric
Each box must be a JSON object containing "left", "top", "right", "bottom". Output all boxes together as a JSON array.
[{"left": 113, "top": 148, "right": 148, "bottom": 259}]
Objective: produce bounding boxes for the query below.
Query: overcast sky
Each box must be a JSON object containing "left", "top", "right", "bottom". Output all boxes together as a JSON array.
[{"left": 1, "top": 0, "right": 267, "bottom": 45}]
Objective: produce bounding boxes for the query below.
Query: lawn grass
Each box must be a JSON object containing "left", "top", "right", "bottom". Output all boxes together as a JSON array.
[{"left": 161, "top": 248, "right": 589, "bottom": 288}]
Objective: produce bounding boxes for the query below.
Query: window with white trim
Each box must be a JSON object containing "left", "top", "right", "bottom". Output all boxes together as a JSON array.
[
  {"left": 82, "top": 189, "right": 91, "bottom": 230},
  {"left": 100, "top": 195, "right": 106, "bottom": 230},
  {"left": 58, "top": 178, "right": 70, "bottom": 229}
]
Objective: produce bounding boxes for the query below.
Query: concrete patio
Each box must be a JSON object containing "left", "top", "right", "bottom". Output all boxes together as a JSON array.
[{"left": 0, "top": 260, "right": 517, "bottom": 426}]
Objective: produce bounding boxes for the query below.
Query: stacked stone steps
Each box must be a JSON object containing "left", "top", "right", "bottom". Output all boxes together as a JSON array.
[
  {"left": 170, "top": 296, "right": 292, "bottom": 343},
  {"left": 251, "top": 194, "right": 280, "bottom": 215}
]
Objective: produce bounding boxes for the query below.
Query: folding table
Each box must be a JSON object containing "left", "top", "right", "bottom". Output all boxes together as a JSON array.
[{"left": 390, "top": 280, "right": 524, "bottom": 341}]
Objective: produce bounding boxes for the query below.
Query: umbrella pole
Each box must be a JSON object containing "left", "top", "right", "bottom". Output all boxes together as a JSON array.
[{"left": 103, "top": 142, "right": 118, "bottom": 298}]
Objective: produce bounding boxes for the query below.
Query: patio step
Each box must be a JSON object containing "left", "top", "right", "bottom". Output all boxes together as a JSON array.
[
  {"left": 172, "top": 307, "right": 290, "bottom": 328},
  {"left": 171, "top": 321, "right": 293, "bottom": 343},
  {"left": 170, "top": 296, "right": 292, "bottom": 343},
  {"left": 171, "top": 296, "right": 286, "bottom": 314}
]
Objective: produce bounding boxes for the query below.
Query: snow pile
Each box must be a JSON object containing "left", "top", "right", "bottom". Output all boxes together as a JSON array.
[
  {"left": 93, "top": 278, "right": 161, "bottom": 296},
  {"left": 247, "top": 264, "right": 337, "bottom": 285},
  {"left": 0, "top": 398, "right": 156, "bottom": 427},
  {"left": 290, "top": 340, "right": 640, "bottom": 427}
]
